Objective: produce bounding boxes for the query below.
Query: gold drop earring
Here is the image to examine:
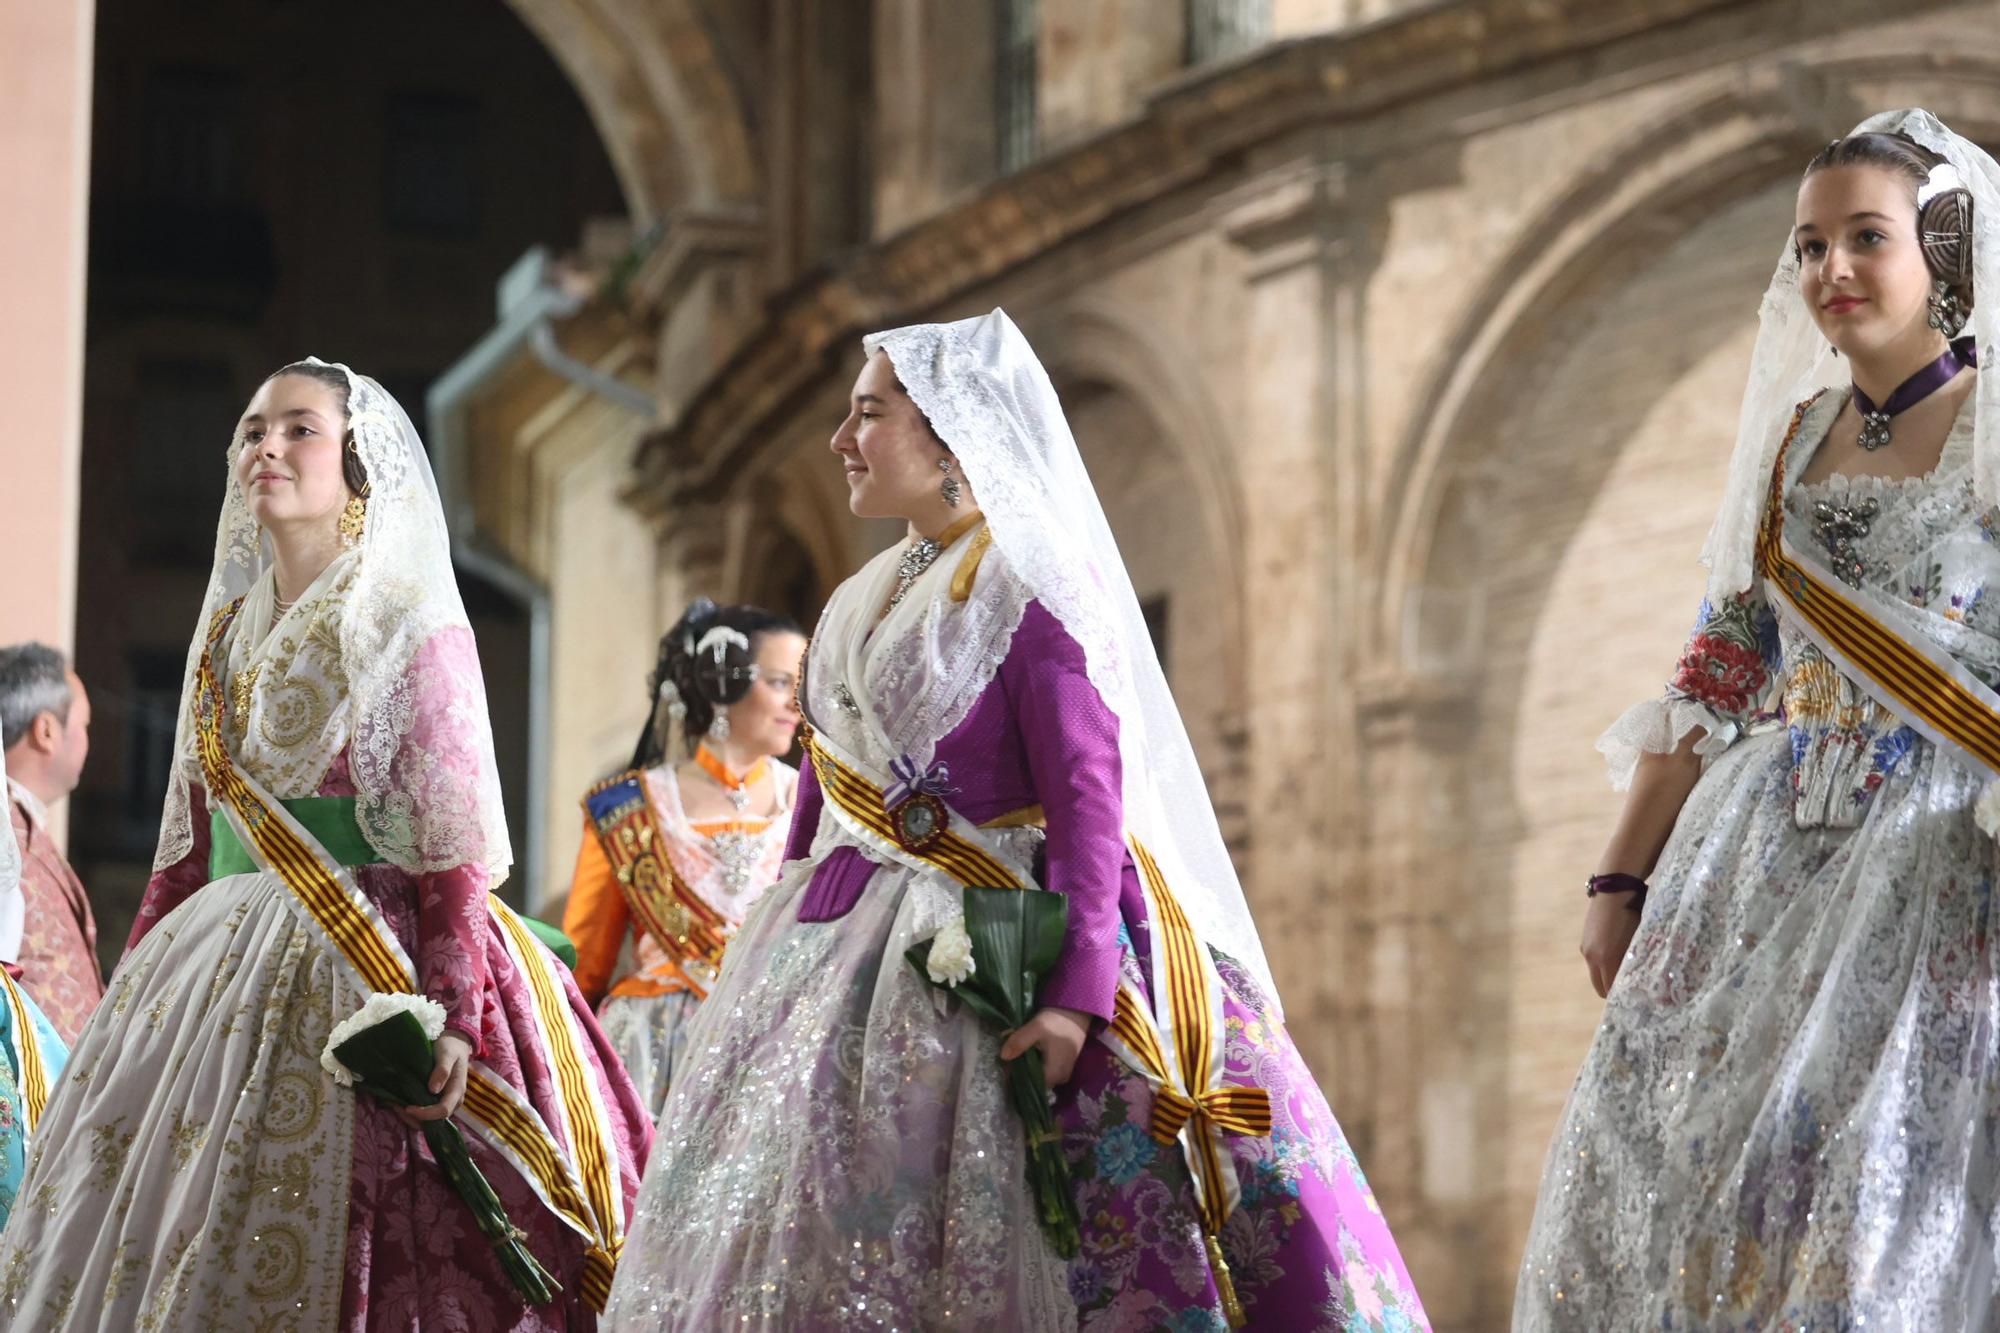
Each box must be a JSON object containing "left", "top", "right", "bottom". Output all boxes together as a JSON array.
[{"left": 338, "top": 483, "right": 369, "bottom": 548}]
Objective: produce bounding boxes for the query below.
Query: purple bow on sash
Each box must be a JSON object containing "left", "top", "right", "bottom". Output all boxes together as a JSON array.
[{"left": 886, "top": 754, "right": 954, "bottom": 808}]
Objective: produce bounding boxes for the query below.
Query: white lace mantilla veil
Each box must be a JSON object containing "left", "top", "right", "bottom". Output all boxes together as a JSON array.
[
  {"left": 864, "top": 309, "right": 1279, "bottom": 1003},
  {"left": 151, "top": 358, "right": 513, "bottom": 883},
  {"left": 1703, "top": 108, "right": 2000, "bottom": 598}
]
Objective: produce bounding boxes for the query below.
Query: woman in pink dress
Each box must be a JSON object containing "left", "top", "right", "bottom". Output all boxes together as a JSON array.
[{"left": 0, "top": 360, "right": 650, "bottom": 1330}]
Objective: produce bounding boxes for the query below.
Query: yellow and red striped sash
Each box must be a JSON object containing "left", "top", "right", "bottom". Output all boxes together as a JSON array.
[
  {"left": 806, "top": 725, "right": 1270, "bottom": 1231},
  {"left": 1758, "top": 394, "right": 2000, "bottom": 776},
  {"left": 581, "top": 772, "right": 731, "bottom": 997},
  {"left": 490, "top": 899, "right": 627, "bottom": 1307},
  {"left": 193, "top": 600, "right": 626, "bottom": 1308},
  {"left": 0, "top": 971, "right": 51, "bottom": 1130},
  {"left": 804, "top": 731, "right": 1027, "bottom": 889},
  {"left": 1100, "top": 838, "right": 1272, "bottom": 1236}
]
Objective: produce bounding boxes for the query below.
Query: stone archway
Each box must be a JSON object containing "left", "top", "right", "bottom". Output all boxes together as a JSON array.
[
  {"left": 503, "top": 0, "right": 761, "bottom": 219},
  {"left": 1376, "top": 59, "right": 2000, "bottom": 1315}
]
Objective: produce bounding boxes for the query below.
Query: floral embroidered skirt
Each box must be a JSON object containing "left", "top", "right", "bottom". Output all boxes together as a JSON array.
[
  {"left": 1517, "top": 730, "right": 2000, "bottom": 1328},
  {"left": 0, "top": 871, "right": 642, "bottom": 1331},
  {"left": 1060, "top": 940, "right": 1431, "bottom": 1333},
  {"left": 602, "top": 843, "right": 1078, "bottom": 1330},
  {"left": 603, "top": 833, "right": 1431, "bottom": 1332}
]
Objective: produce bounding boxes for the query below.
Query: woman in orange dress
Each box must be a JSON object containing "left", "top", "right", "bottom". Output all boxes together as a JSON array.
[{"left": 562, "top": 599, "right": 805, "bottom": 1115}]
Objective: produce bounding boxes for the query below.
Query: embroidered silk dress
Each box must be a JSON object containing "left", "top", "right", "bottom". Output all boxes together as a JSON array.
[
  {"left": 1517, "top": 392, "right": 2000, "bottom": 1327},
  {"left": 0, "top": 611, "right": 651, "bottom": 1330},
  {"left": 563, "top": 762, "right": 797, "bottom": 1115},
  {"left": 604, "top": 529, "right": 1428, "bottom": 1331},
  {"left": 6, "top": 779, "right": 104, "bottom": 1046}
]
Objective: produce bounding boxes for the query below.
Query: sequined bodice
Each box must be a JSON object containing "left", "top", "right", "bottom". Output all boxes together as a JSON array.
[{"left": 1776, "top": 415, "right": 1983, "bottom": 825}]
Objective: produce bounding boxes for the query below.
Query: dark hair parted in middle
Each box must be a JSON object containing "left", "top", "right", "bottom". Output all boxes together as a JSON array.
[
  {"left": 267, "top": 360, "right": 369, "bottom": 496},
  {"left": 630, "top": 599, "right": 804, "bottom": 769}
]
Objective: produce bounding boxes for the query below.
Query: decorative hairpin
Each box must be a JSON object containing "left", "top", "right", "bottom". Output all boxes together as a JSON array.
[{"left": 695, "top": 626, "right": 751, "bottom": 663}]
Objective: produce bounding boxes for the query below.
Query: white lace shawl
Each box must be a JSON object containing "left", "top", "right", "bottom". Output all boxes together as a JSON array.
[
  {"left": 153, "top": 360, "right": 512, "bottom": 883},
  {"left": 863, "top": 310, "right": 1279, "bottom": 1002}
]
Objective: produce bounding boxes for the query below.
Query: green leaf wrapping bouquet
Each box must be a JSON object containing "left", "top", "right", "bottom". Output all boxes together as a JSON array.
[
  {"left": 321, "top": 993, "right": 560, "bottom": 1305},
  {"left": 906, "top": 885, "right": 1082, "bottom": 1258}
]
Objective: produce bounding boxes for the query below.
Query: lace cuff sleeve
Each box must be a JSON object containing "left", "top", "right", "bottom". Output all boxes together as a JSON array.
[
  {"left": 1596, "top": 697, "right": 1742, "bottom": 791},
  {"left": 1598, "top": 587, "right": 1783, "bottom": 789}
]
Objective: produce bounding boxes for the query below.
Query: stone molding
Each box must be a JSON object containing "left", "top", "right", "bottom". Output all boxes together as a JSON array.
[{"left": 630, "top": 0, "right": 1756, "bottom": 506}]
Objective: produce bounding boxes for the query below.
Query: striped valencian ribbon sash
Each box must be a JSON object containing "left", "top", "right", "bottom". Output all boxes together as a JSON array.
[
  {"left": 487, "top": 898, "right": 627, "bottom": 1307},
  {"left": 0, "top": 971, "right": 51, "bottom": 1130},
  {"left": 803, "top": 727, "right": 1029, "bottom": 889},
  {"left": 1757, "top": 393, "right": 2000, "bottom": 779},
  {"left": 192, "top": 600, "right": 626, "bottom": 1307},
  {"left": 806, "top": 722, "right": 1269, "bottom": 1312},
  {"left": 581, "top": 771, "right": 731, "bottom": 997},
  {"left": 1098, "top": 838, "right": 1271, "bottom": 1236}
]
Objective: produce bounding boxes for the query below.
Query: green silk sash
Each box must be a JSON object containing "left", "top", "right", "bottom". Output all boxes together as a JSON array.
[
  {"left": 210, "top": 796, "right": 381, "bottom": 878},
  {"left": 208, "top": 797, "right": 577, "bottom": 968}
]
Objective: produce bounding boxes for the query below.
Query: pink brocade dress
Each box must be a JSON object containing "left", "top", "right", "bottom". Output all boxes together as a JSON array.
[
  {"left": 0, "top": 708, "right": 649, "bottom": 1326},
  {"left": 152, "top": 758, "right": 652, "bottom": 1329}
]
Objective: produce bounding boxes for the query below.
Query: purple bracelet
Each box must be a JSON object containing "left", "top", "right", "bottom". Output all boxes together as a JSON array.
[{"left": 1586, "top": 873, "right": 1648, "bottom": 907}]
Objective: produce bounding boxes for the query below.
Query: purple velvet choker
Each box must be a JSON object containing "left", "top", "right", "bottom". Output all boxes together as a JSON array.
[{"left": 1853, "top": 336, "right": 1978, "bottom": 451}]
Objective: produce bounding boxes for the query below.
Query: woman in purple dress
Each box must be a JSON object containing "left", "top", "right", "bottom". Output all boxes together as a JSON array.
[{"left": 603, "top": 310, "right": 1429, "bottom": 1330}]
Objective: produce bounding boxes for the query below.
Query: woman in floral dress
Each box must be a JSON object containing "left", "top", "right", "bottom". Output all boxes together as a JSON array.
[
  {"left": 604, "top": 309, "right": 1429, "bottom": 1331},
  {"left": 1518, "top": 110, "right": 2000, "bottom": 1327}
]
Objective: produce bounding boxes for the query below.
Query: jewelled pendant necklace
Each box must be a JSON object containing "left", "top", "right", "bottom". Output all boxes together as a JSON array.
[
  {"left": 1852, "top": 337, "right": 1977, "bottom": 450},
  {"left": 887, "top": 537, "right": 944, "bottom": 610},
  {"left": 694, "top": 742, "right": 766, "bottom": 813}
]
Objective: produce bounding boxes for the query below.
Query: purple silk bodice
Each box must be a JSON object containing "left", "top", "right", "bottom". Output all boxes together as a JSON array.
[{"left": 785, "top": 600, "right": 1139, "bottom": 1021}]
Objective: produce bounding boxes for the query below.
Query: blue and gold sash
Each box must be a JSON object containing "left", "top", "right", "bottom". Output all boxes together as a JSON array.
[{"left": 581, "top": 772, "right": 731, "bottom": 997}]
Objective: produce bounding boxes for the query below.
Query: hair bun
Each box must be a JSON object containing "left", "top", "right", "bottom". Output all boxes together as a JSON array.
[{"left": 1921, "top": 186, "right": 1975, "bottom": 287}]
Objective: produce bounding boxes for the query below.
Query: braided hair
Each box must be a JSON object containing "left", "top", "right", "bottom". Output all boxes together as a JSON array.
[{"left": 630, "top": 598, "right": 803, "bottom": 769}]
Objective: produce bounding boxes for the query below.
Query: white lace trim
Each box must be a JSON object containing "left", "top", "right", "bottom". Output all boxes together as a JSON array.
[
  {"left": 1596, "top": 696, "right": 1740, "bottom": 791},
  {"left": 155, "top": 361, "right": 512, "bottom": 882}
]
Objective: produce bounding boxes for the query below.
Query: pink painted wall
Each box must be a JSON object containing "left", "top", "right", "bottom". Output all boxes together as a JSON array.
[{"left": 0, "top": 0, "right": 93, "bottom": 653}]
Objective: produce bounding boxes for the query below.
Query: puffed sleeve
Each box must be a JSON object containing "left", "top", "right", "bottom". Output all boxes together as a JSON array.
[
  {"left": 1002, "top": 601, "right": 1126, "bottom": 1022},
  {"left": 562, "top": 817, "right": 629, "bottom": 1009},
  {"left": 1598, "top": 585, "right": 1784, "bottom": 789},
  {"left": 127, "top": 781, "right": 214, "bottom": 956}
]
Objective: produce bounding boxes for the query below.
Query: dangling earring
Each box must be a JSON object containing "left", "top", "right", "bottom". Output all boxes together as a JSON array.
[
  {"left": 938, "top": 456, "right": 962, "bottom": 509},
  {"left": 1928, "top": 279, "right": 1965, "bottom": 336},
  {"left": 707, "top": 710, "right": 732, "bottom": 742},
  {"left": 338, "top": 486, "right": 369, "bottom": 549}
]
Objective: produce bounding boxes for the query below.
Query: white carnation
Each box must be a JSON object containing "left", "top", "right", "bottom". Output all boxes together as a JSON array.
[
  {"left": 924, "top": 913, "right": 976, "bottom": 987},
  {"left": 320, "top": 990, "right": 449, "bottom": 1086}
]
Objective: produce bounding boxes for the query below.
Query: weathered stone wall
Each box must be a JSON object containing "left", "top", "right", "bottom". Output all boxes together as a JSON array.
[{"left": 475, "top": 2, "right": 2000, "bottom": 1325}]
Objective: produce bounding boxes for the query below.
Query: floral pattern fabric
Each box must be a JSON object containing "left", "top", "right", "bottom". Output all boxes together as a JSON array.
[
  {"left": 1063, "top": 948, "right": 1429, "bottom": 1332},
  {"left": 0, "top": 626, "right": 651, "bottom": 1331},
  {"left": 1518, "top": 392, "right": 2000, "bottom": 1327}
]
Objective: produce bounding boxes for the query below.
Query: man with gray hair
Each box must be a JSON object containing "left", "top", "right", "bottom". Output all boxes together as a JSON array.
[{"left": 1, "top": 643, "right": 104, "bottom": 1044}]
